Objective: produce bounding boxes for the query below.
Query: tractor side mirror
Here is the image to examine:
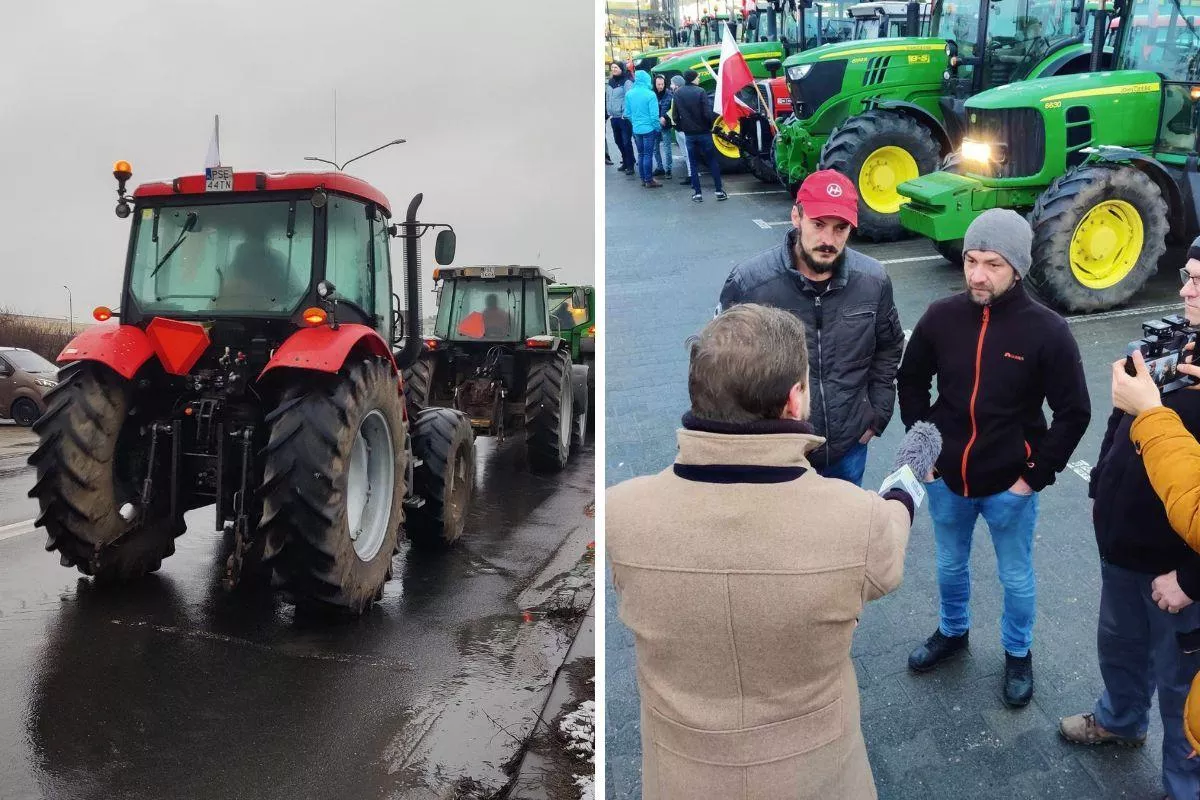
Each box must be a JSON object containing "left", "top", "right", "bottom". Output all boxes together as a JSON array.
[{"left": 434, "top": 229, "right": 456, "bottom": 265}]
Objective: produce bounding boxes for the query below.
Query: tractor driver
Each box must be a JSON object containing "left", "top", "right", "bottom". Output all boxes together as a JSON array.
[
  {"left": 481, "top": 293, "right": 512, "bottom": 338},
  {"left": 215, "top": 215, "right": 294, "bottom": 311}
]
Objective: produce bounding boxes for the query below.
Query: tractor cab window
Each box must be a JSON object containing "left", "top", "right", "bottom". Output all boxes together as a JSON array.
[
  {"left": 128, "top": 200, "right": 312, "bottom": 316},
  {"left": 548, "top": 290, "right": 591, "bottom": 336},
  {"left": 854, "top": 15, "right": 883, "bottom": 38},
  {"left": 939, "top": 0, "right": 1078, "bottom": 86},
  {"left": 326, "top": 197, "right": 378, "bottom": 327},
  {"left": 371, "top": 208, "right": 392, "bottom": 337},
  {"left": 1118, "top": 0, "right": 1200, "bottom": 79},
  {"left": 438, "top": 278, "right": 522, "bottom": 341}
]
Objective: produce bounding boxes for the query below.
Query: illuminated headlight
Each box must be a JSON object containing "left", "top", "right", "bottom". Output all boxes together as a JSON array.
[
  {"left": 787, "top": 63, "right": 814, "bottom": 81},
  {"left": 35, "top": 378, "right": 57, "bottom": 388},
  {"left": 961, "top": 140, "right": 992, "bottom": 164}
]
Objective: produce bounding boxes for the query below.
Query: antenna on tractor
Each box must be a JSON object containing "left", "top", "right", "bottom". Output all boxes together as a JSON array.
[{"left": 303, "top": 138, "right": 407, "bottom": 172}]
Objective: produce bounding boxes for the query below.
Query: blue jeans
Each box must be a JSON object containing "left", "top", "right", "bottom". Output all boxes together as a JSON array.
[
  {"left": 1093, "top": 561, "right": 1200, "bottom": 800},
  {"left": 634, "top": 131, "right": 659, "bottom": 183},
  {"left": 926, "top": 479, "right": 1039, "bottom": 656},
  {"left": 685, "top": 133, "right": 724, "bottom": 194},
  {"left": 814, "top": 442, "right": 868, "bottom": 487},
  {"left": 610, "top": 117, "right": 634, "bottom": 169},
  {"left": 655, "top": 128, "right": 673, "bottom": 173}
]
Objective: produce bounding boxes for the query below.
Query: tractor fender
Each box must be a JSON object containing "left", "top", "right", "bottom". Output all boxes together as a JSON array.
[
  {"left": 57, "top": 324, "right": 155, "bottom": 380},
  {"left": 873, "top": 101, "right": 953, "bottom": 157},
  {"left": 259, "top": 324, "right": 397, "bottom": 380},
  {"left": 1087, "top": 149, "right": 1185, "bottom": 237},
  {"left": 570, "top": 364, "right": 590, "bottom": 412}
]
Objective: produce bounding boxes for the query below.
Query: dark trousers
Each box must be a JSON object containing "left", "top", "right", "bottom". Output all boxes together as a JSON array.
[
  {"left": 685, "top": 133, "right": 723, "bottom": 194},
  {"left": 610, "top": 117, "right": 634, "bottom": 170},
  {"left": 1093, "top": 561, "right": 1200, "bottom": 800}
]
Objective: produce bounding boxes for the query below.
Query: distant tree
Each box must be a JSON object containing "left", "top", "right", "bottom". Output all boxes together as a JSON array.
[{"left": 0, "top": 309, "right": 72, "bottom": 362}]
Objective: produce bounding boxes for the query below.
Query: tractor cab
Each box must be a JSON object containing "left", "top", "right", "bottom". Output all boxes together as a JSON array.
[
  {"left": 848, "top": 1, "right": 931, "bottom": 38},
  {"left": 430, "top": 265, "right": 551, "bottom": 343}
]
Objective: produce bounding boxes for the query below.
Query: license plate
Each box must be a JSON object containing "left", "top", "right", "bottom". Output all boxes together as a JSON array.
[
  {"left": 480, "top": 267, "right": 496, "bottom": 278},
  {"left": 205, "top": 166, "right": 233, "bottom": 192}
]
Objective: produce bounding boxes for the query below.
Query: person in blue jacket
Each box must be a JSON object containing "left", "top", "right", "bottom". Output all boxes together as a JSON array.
[{"left": 624, "top": 70, "right": 663, "bottom": 189}]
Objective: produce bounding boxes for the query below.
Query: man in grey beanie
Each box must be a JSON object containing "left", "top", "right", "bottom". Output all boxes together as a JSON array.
[{"left": 897, "top": 208, "right": 1092, "bottom": 707}]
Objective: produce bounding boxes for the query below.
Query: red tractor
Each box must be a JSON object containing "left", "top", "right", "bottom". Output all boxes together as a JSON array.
[{"left": 27, "top": 162, "right": 475, "bottom": 613}]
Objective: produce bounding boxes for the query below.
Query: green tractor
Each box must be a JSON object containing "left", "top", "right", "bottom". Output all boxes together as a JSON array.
[
  {"left": 548, "top": 284, "right": 596, "bottom": 422},
  {"left": 772, "top": 0, "right": 1105, "bottom": 240},
  {"left": 898, "top": 0, "right": 1200, "bottom": 312},
  {"left": 403, "top": 266, "right": 591, "bottom": 472},
  {"left": 652, "top": 1, "right": 858, "bottom": 172}
]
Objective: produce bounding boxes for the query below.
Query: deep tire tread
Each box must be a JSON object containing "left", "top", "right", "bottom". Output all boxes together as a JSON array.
[
  {"left": 525, "top": 350, "right": 572, "bottom": 473},
  {"left": 407, "top": 408, "right": 475, "bottom": 549}
]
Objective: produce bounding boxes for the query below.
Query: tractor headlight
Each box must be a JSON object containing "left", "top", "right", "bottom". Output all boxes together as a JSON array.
[
  {"left": 961, "top": 139, "right": 993, "bottom": 164},
  {"left": 787, "top": 63, "right": 814, "bottom": 81}
]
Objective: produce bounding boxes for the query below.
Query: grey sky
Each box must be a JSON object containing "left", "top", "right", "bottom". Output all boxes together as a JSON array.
[{"left": 0, "top": 0, "right": 595, "bottom": 322}]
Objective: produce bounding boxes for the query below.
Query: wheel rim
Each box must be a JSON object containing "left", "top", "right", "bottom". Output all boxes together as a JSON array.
[
  {"left": 1069, "top": 199, "right": 1144, "bottom": 290},
  {"left": 857, "top": 146, "right": 919, "bottom": 214},
  {"left": 559, "top": 381, "right": 572, "bottom": 458},
  {"left": 712, "top": 118, "right": 741, "bottom": 159},
  {"left": 444, "top": 443, "right": 470, "bottom": 542},
  {"left": 12, "top": 400, "right": 38, "bottom": 426},
  {"left": 347, "top": 409, "right": 395, "bottom": 561}
]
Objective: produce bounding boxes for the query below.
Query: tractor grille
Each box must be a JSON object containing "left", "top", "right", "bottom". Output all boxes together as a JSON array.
[
  {"left": 964, "top": 107, "right": 1045, "bottom": 179},
  {"left": 863, "top": 56, "right": 892, "bottom": 86},
  {"left": 789, "top": 60, "right": 847, "bottom": 120}
]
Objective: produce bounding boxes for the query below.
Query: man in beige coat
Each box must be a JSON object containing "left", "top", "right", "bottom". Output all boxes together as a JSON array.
[{"left": 607, "top": 303, "right": 917, "bottom": 799}]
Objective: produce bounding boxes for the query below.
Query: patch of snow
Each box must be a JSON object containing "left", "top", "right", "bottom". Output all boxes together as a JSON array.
[{"left": 560, "top": 699, "right": 595, "bottom": 799}]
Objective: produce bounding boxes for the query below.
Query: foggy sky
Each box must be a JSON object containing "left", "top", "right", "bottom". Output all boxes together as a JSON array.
[{"left": 0, "top": 0, "right": 596, "bottom": 323}]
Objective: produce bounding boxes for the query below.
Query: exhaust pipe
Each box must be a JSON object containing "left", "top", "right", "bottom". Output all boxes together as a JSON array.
[{"left": 395, "top": 193, "right": 424, "bottom": 370}]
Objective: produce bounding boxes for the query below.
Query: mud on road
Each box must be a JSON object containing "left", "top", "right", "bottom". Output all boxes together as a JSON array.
[{"left": 0, "top": 436, "right": 594, "bottom": 800}]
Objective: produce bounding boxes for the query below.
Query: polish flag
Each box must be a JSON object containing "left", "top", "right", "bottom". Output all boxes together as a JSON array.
[{"left": 713, "top": 25, "right": 754, "bottom": 129}]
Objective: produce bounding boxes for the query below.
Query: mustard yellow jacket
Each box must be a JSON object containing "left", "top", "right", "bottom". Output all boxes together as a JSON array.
[{"left": 1130, "top": 405, "right": 1200, "bottom": 752}]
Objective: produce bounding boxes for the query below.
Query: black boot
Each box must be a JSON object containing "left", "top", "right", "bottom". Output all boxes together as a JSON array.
[
  {"left": 1003, "top": 651, "right": 1033, "bottom": 708},
  {"left": 908, "top": 629, "right": 969, "bottom": 672}
]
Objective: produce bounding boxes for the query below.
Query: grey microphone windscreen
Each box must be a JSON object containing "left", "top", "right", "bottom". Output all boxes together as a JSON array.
[{"left": 892, "top": 421, "right": 942, "bottom": 480}]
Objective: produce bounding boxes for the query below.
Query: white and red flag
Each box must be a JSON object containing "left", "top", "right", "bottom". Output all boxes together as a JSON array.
[{"left": 713, "top": 25, "right": 754, "bottom": 128}]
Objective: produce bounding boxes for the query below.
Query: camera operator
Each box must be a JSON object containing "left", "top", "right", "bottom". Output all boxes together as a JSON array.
[
  {"left": 1111, "top": 240, "right": 1200, "bottom": 553},
  {"left": 1059, "top": 249, "right": 1200, "bottom": 800},
  {"left": 607, "top": 303, "right": 936, "bottom": 799}
]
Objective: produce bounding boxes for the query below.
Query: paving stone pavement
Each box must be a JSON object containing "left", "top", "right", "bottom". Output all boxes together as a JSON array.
[{"left": 602, "top": 160, "right": 1192, "bottom": 799}]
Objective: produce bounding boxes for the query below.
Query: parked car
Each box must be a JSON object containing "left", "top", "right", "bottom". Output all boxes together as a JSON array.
[{"left": 0, "top": 347, "right": 57, "bottom": 426}]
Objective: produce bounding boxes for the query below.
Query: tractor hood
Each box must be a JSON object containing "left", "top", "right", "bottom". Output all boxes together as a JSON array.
[
  {"left": 781, "top": 36, "right": 946, "bottom": 69},
  {"left": 652, "top": 41, "right": 787, "bottom": 88},
  {"left": 965, "top": 69, "right": 1162, "bottom": 112}
]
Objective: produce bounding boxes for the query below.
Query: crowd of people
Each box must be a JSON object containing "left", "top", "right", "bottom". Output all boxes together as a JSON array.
[
  {"left": 608, "top": 165, "right": 1200, "bottom": 799},
  {"left": 604, "top": 62, "right": 727, "bottom": 202}
]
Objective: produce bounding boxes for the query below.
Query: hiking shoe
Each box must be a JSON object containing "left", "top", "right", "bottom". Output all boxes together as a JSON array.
[
  {"left": 691, "top": 193, "right": 703, "bottom": 203},
  {"left": 715, "top": 190, "right": 729, "bottom": 201},
  {"left": 1003, "top": 651, "right": 1034, "bottom": 708},
  {"left": 1059, "top": 713, "right": 1146, "bottom": 747},
  {"left": 644, "top": 180, "right": 663, "bottom": 188},
  {"left": 908, "top": 629, "right": 969, "bottom": 672}
]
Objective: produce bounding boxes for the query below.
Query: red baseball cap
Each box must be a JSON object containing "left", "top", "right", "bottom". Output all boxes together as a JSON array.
[{"left": 795, "top": 170, "right": 858, "bottom": 227}]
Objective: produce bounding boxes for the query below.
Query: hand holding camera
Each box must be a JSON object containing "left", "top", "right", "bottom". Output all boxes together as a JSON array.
[{"left": 1113, "top": 315, "right": 1200, "bottom": 416}]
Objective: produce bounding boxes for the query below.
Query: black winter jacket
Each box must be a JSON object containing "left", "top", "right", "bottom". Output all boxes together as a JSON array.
[
  {"left": 1090, "top": 392, "right": 1200, "bottom": 597},
  {"left": 673, "top": 83, "right": 714, "bottom": 135},
  {"left": 719, "top": 229, "right": 905, "bottom": 467},
  {"left": 897, "top": 282, "right": 1091, "bottom": 497}
]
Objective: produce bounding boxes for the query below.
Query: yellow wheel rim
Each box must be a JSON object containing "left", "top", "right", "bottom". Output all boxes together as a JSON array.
[
  {"left": 712, "top": 118, "right": 741, "bottom": 159},
  {"left": 1069, "top": 199, "right": 1144, "bottom": 290},
  {"left": 857, "top": 146, "right": 920, "bottom": 214}
]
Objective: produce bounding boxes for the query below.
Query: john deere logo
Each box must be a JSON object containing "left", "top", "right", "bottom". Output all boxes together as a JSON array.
[{"left": 827, "top": 184, "right": 844, "bottom": 198}]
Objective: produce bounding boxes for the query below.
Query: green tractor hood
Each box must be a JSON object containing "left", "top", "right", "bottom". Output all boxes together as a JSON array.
[{"left": 651, "top": 41, "right": 788, "bottom": 89}]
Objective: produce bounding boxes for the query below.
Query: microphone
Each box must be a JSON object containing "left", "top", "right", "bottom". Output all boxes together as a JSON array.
[
  {"left": 879, "top": 421, "right": 943, "bottom": 510},
  {"left": 892, "top": 421, "right": 942, "bottom": 481}
]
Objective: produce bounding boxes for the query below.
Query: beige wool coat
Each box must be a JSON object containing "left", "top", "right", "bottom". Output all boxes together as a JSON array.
[{"left": 607, "top": 423, "right": 912, "bottom": 799}]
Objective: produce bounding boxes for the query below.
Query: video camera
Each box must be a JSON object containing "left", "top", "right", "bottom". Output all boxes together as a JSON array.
[{"left": 1124, "top": 314, "right": 1198, "bottom": 394}]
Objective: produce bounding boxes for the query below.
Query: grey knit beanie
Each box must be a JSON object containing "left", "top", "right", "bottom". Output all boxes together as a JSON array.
[
  {"left": 1188, "top": 234, "right": 1200, "bottom": 261},
  {"left": 963, "top": 208, "right": 1033, "bottom": 278},
  {"left": 670, "top": 75, "right": 685, "bottom": 89}
]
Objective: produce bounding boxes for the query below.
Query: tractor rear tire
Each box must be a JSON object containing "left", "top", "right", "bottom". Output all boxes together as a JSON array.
[
  {"left": 525, "top": 350, "right": 573, "bottom": 473},
  {"left": 819, "top": 111, "right": 942, "bottom": 242},
  {"left": 1027, "top": 165, "right": 1167, "bottom": 313},
  {"left": 401, "top": 353, "right": 436, "bottom": 413},
  {"left": 27, "top": 362, "right": 183, "bottom": 581},
  {"left": 936, "top": 238, "right": 964, "bottom": 267},
  {"left": 407, "top": 408, "right": 475, "bottom": 549},
  {"left": 259, "top": 357, "right": 406, "bottom": 614}
]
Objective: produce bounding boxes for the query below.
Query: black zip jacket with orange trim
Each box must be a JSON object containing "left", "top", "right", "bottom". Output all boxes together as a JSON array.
[{"left": 897, "top": 282, "right": 1092, "bottom": 498}]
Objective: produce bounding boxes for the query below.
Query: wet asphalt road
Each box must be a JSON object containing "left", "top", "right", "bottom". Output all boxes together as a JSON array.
[
  {"left": 0, "top": 436, "right": 594, "bottom": 800},
  {"left": 604, "top": 161, "right": 1191, "bottom": 799}
]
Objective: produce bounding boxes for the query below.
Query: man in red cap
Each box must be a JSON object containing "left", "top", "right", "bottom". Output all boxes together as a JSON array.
[{"left": 718, "top": 169, "right": 904, "bottom": 486}]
